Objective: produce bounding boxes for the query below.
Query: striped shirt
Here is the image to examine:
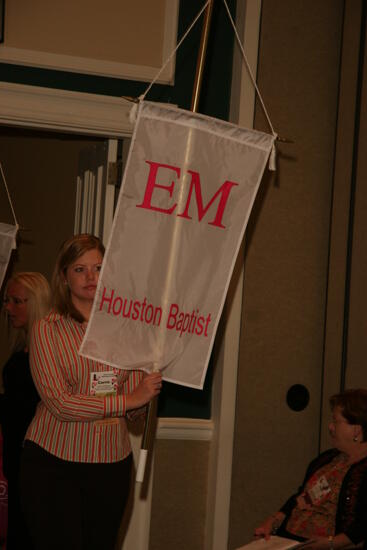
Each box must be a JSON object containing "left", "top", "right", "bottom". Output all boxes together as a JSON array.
[{"left": 25, "top": 311, "right": 143, "bottom": 463}]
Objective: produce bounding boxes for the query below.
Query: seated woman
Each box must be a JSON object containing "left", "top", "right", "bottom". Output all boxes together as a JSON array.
[
  {"left": 0, "top": 271, "right": 51, "bottom": 550},
  {"left": 255, "top": 389, "right": 367, "bottom": 550}
]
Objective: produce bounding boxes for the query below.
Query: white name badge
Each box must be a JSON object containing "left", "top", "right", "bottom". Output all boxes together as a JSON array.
[
  {"left": 90, "top": 371, "right": 117, "bottom": 396},
  {"left": 307, "top": 475, "right": 331, "bottom": 504}
]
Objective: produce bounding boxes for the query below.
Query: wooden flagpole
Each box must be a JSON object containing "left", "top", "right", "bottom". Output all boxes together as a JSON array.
[
  {"left": 191, "top": 0, "right": 214, "bottom": 113},
  {"left": 136, "top": 0, "right": 215, "bottom": 484}
]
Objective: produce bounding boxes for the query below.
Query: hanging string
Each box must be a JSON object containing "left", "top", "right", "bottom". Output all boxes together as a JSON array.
[
  {"left": 132, "top": 0, "right": 275, "bottom": 133},
  {"left": 222, "top": 0, "right": 278, "bottom": 170},
  {"left": 222, "top": 0, "right": 276, "bottom": 138},
  {"left": 0, "top": 161, "right": 19, "bottom": 229},
  {"left": 128, "top": 0, "right": 278, "bottom": 169},
  {"left": 128, "top": 0, "right": 210, "bottom": 124},
  {"left": 140, "top": 0, "right": 210, "bottom": 101}
]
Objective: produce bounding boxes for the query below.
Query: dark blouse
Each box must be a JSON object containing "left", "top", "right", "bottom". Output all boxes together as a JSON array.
[
  {"left": 278, "top": 448, "right": 367, "bottom": 545},
  {"left": 0, "top": 350, "right": 40, "bottom": 480}
]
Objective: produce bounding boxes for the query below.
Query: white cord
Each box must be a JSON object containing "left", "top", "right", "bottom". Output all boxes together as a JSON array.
[
  {"left": 132, "top": 0, "right": 278, "bottom": 170},
  {"left": 140, "top": 0, "right": 210, "bottom": 102},
  {"left": 0, "top": 161, "right": 19, "bottom": 229},
  {"left": 222, "top": 0, "right": 276, "bottom": 137}
]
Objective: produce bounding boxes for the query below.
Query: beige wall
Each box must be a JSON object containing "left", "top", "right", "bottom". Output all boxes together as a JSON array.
[
  {"left": 344, "top": 20, "right": 367, "bottom": 390},
  {"left": 149, "top": 440, "right": 210, "bottom": 550},
  {"left": 1, "top": 0, "right": 177, "bottom": 82},
  {"left": 320, "top": 0, "right": 365, "bottom": 447},
  {"left": 229, "top": 1, "right": 345, "bottom": 547},
  {"left": 5, "top": 0, "right": 166, "bottom": 66}
]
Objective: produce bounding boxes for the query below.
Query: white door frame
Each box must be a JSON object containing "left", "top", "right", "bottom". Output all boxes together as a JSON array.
[{"left": 0, "top": 81, "right": 134, "bottom": 137}]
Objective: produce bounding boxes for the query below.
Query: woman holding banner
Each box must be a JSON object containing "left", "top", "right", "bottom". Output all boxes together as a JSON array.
[
  {"left": 0, "top": 271, "right": 51, "bottom": 550},
  {"left": 20, "top": 234, "right": 162, "bottom": 550}
]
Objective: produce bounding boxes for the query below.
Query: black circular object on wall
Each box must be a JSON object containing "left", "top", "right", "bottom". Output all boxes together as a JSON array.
[{"left": 286, "top": 384, "right": 310, "bottom": 412}]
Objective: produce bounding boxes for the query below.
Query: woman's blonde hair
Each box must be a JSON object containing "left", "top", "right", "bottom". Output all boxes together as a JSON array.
[
  {"left": 4, "top": 271, "right": 51, "bottom": 351},
  {"left": 52, "top": 233, "right": 105, "bottom": 323}
]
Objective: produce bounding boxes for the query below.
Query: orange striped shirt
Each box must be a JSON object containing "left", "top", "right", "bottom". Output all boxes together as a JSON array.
[{"left": 25, "top": 311, "right": 143, "bottom": 463}]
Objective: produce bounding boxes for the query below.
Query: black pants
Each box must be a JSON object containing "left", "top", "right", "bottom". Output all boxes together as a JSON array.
[
  {"left": 5, "top": 476, "right": 34, "bottom": 550},
  {"left": 20, "top": 441, "right": 132, "bottom": 550}
]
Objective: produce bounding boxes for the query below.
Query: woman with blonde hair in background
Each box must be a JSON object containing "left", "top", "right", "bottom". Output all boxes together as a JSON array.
[
  {"left": 20, "top": 234, "right": 162, "bottom": 550},
  {"left": 0, "top": 271, "right": 51, "bottom": 550}
]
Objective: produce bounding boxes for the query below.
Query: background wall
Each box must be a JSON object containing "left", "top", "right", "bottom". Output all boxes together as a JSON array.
[
  {"left": 229, "top": 1, "right": 367, "bottom": 548},
  {"left": 4, "top": 0, "right": 166, "bottom": 66},
  {"left": 344, "top": 11, "right": 367, "bottom": 390},
  {"left": 1, "top": 0, "right": 177, "bottom": 82},
  {"left": 149, "top": 440, "right": 210, "bottom": 550}
]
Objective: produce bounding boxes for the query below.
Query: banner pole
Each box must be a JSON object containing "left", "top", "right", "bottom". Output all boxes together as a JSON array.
[
  {"left": 136, "top": 0, "right": 215, "bottom": 484},
  {"left": 136, "top": 391, "right": 158, "bottom": 483},
  {"left": 191, "top": 0, "right": 214, "bottom": 113}
]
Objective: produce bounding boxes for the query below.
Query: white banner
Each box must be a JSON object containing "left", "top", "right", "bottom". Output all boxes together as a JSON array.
[
  {"left": 0, "top": 222, "right": 17, "bottom": 291},
  {"left": 80, "top": 101, "right": 275, "bottom": 389}
]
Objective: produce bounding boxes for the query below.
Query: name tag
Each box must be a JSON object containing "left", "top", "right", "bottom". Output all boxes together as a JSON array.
[
  {"left": 90, "top": 371, "right": 117, "bottom": 396},
  {"left": 307, "top": 475, "right": 331, "bottom": 504}
]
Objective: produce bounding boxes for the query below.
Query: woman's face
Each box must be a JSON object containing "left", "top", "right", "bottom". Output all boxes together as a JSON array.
[
  {"left": 4, "top": 280, "right": 29, "bottom": 329},
  {"left": 329, "top": 406, "right": 361, "bottom": 453},
  {"left": 65, "top": 248, "right": 103, "bottom": 309}
]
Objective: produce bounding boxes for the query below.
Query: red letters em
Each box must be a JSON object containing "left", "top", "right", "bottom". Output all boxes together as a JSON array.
[{"left": 136, "top": 160, "right": 238, "bottom": 229}]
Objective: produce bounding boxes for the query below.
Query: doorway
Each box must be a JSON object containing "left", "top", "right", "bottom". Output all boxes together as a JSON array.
[{"left": 0, "top": 126, "right": 109, "bottom": 368}]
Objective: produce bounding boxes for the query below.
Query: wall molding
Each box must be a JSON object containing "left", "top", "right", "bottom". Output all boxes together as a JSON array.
[
  {"left": 0, "top": 82, "right": 134, "bottom": 137},
  {"left": 157, "top": 418, "right": 213, "bottom": 441}
]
